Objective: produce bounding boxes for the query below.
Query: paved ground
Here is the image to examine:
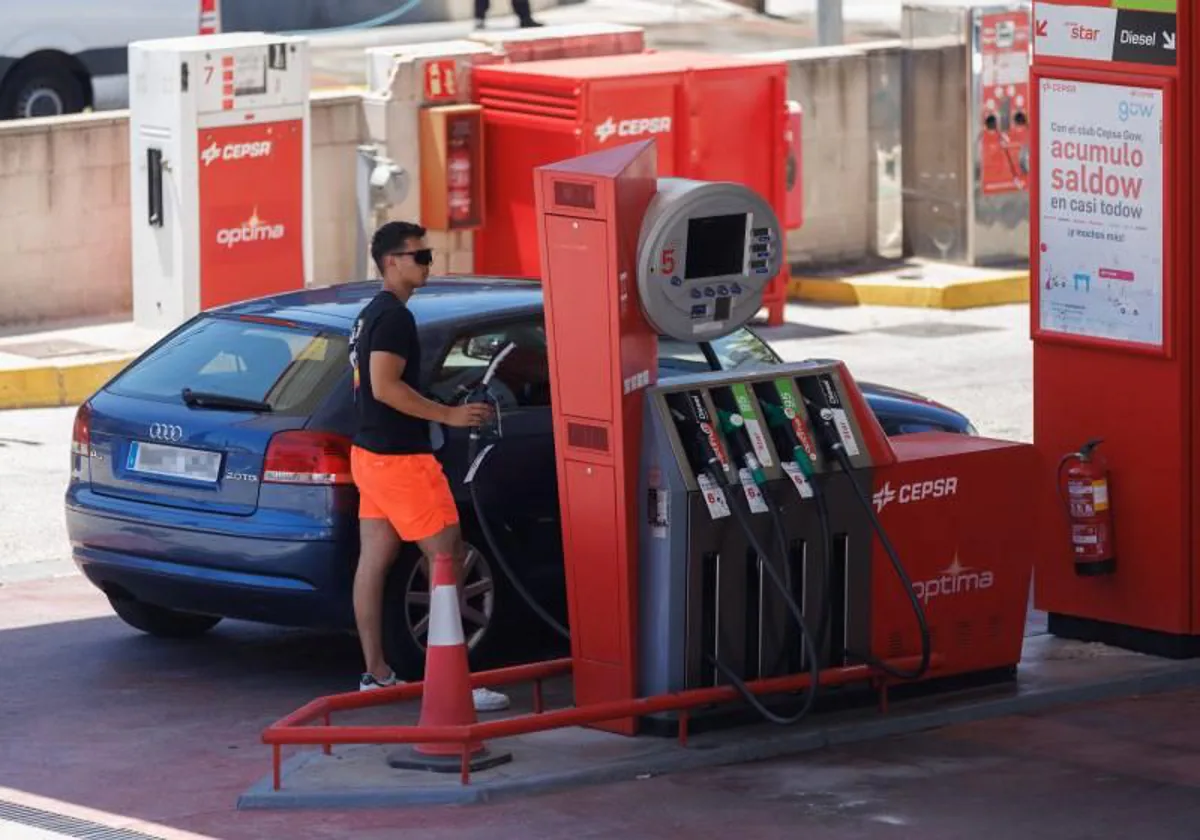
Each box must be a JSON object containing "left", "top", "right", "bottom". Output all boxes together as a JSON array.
[
  {"left": 2, "top": 570, "right": 1199, "bottom": 839},
  {"left": 0, "top": 406, "right": 76, "bottom": 584}
]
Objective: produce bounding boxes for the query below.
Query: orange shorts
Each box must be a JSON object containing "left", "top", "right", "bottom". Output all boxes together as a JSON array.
[{"left": 350, "top": 447, "right": 459, "bottom": 543}]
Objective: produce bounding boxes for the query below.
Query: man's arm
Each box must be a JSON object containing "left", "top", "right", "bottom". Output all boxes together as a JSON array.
[
  {"left": 366, "top": 308, "right": 491, "bottom": 428},
  {"left": 369, "top": 351, "right": 450, "bottom": 423}
]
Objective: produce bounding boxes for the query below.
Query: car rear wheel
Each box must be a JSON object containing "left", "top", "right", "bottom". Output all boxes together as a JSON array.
[
  {"left": 107, "top": 594, "right": 223, "bottom": 638},
  {"left": 381, "top": 540, "right": 507, "bottom": 680}
]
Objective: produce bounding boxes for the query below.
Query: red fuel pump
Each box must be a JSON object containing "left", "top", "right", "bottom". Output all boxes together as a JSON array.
[{"left": 1057, "top": 439, "right": 1115, "bottom": 577}]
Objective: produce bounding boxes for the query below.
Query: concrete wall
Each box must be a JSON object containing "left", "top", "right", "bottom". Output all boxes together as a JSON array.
[
  {"left": 0, "top": 40, "right": 987, "bottom": 327},
  {"left": 0, "top": 90, "right": 365, "bottom": 328},
  {"left": 0, "top": 112, "right": 132, "bottom": 326},
  {"left": 309, "top": 92, "right": 371, "bottom": 288},
  {"left": 756, "top": 40, "right": 906, "bottom": 270}
]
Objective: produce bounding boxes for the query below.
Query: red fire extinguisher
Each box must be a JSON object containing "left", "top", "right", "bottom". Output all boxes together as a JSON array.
[
  {"left": 1056, "top": 438, "right": 1116, "bottom": 576},
  {"left": 447, "top": 143, "right": 472, "bottom": 225}
]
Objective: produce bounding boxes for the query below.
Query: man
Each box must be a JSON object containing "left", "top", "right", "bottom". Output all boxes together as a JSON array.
[{"left": 348, "top": 220, "right": 510, "bottom": 713}]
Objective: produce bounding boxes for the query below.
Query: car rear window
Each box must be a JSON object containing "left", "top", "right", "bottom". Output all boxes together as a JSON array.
[{"left": 107, "top": 315, "right": 349, "bottom": 415}]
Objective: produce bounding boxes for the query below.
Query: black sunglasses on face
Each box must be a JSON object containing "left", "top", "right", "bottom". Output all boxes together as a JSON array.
[{"left": 390, "top": 248, "right": 434, "bottom": 266}]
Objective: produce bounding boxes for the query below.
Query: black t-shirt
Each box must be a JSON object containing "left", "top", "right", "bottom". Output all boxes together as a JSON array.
[{"left": 349, "top": 291, "right": 432, "bottom": 454}]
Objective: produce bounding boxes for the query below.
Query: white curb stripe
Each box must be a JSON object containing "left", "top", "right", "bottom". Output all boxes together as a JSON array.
[{"left": 428, "top": 584, "right": 465, "bottom": 647}]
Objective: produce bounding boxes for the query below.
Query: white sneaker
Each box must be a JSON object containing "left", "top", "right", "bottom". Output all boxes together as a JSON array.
[
  {"left": 359, "top": 671, "right": 399, "bottom": 691},
  {"left": 360, "top": 672, "right": 510, "bottom": 713},
  {"left": 472, "top": 687, "right": 511, "bottom": 712}
]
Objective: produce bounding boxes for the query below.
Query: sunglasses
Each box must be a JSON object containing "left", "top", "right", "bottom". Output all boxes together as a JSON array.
[{"left": 390, "top": 248, "right": 434, "bottom": 266}]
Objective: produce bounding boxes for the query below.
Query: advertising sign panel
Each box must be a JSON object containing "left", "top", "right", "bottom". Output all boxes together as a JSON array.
[
  {"left": 980, "top": 10, "right": 1032, "bottom": 194},
  {"left": 198, "top": 119, "right": 306, "bottom": 310},
  {"left": 1033, "top": 1, "right": 1177, "bottom": 66},
  {"left": 1036, "top": 77, "right": 1164, "bottom": 348}
]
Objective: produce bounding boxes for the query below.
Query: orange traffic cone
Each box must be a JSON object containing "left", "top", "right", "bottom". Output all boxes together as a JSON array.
[{"left": 387, "top": 552, "right": 512, "bottom": 774}]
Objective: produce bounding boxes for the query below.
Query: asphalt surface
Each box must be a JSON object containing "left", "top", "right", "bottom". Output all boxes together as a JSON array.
[
  {"left": 1, "top": 568, "right": 1199, "bottom": 840},
  {"left": 0, "top": 301, "right": 1030, "bottom": 586}
]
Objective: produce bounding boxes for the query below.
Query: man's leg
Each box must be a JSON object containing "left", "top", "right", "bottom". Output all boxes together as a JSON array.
[
  {"left": 354, "top": 516, "right": 403, "bottom": 686},
  {"left": 417, "top": 522, "right": 511, "bottom": 712},
  {"left": 513, "top": 0, "right": 542, "bottom": 26}
]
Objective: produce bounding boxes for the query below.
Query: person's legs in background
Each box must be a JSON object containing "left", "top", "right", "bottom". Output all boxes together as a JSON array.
[
  {"left": 512, "top": 0, "right": 543, "bottom": 27},
  {"left": 475, "top": 0, "right": 542, "bottom": 29}
]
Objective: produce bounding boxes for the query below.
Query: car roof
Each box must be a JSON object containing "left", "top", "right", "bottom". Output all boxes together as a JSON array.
[{"left": 211, "top": 277, "right": 545, "bottom": 332}]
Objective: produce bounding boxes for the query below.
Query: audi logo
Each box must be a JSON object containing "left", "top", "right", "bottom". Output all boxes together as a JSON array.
[{"left": 149, "top": 423, "right": 184, "bottom": 443}]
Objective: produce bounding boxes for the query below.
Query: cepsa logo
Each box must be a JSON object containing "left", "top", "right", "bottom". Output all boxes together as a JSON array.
[
  {"left": 594, "top": 116, "right": 672, "bottom": 144},
  {"left": 913, "top": 555, "right": 995, "bottom": 606},
  {"left": 201, "top": 139, "right": 273, "bottom": 167},
  {"left": 216, "top": 208, "right": 286, "bottom": 249},
  {"left": 872, "top": 476, "right": 958, "bottom": 513}
]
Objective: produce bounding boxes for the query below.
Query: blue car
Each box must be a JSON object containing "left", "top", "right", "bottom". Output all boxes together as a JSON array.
[{"left": 64, "top": 278, "right": 974, "bottom": 676}]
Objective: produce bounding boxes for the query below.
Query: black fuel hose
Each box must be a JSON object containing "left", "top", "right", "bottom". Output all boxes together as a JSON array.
[
  {"left": 807, "top": 404, "right": 932, "bottom": 681},
  {"left": 696, "top": 456, "right": 822, "bottom": 726},
  {"left": 459, "top": 343, "right": 572, "bottom": 643},
  {"left": 762, "top": 479, "right": 800, "bottom": 676},
  {"left": 466, "top": 440, "right": 571, "bottom": 641}
]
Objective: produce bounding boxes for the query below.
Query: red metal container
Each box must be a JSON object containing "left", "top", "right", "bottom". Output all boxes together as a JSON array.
[{"left": 473, "top": 50, "right": 790, "bottom": 281}]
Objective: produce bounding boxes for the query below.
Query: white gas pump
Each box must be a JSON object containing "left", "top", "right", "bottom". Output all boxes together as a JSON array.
[{"left": 128, "top": 32, "right": 312, "bottom": 330}]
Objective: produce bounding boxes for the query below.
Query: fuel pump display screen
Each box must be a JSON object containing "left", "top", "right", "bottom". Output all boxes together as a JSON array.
[
  {"left": 637, "top": 178, "right": 784, "bottom": 342},
  {"left": 685, "top": 214, "right": 746, "bottom": 279}
]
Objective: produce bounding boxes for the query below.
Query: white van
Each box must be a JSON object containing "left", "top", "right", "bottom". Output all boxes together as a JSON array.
[{"left": 0, "top": 1, "right": 222, "bottom": 119}]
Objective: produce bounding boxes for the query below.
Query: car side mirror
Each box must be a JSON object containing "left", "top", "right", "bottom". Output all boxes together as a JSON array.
[{"left": 465, "top": 335, "right": 503, "bottom": 360}]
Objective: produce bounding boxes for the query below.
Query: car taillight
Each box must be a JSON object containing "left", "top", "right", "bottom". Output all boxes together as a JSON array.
[
  {"left": 199, "top": 0, "right": 221, "bottom": 34},
  {"left": 71, "top": 403, "right": 91, "bottom": 457},
  {"left": 264, "top": 431, "right": 353, "bottom": 486}
]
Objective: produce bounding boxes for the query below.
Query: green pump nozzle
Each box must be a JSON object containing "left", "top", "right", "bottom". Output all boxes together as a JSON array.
[
  {"left": 759, "top": 394, "right": 815, "bottom": 478},
  {"left": 716, "top": 407, "right": 766, "bottom": 485}
]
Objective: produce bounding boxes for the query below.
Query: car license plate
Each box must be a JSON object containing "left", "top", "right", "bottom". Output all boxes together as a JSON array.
[{"left": 127, "top": 441, "right": 222, "bottom": 483}]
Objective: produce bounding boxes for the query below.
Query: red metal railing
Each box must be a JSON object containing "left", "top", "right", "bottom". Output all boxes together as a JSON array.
[{"left": 262, "top": 653, "right": 940, "bottom": 789}]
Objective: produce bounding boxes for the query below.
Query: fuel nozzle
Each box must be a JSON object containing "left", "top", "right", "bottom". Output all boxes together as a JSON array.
[
  {"left": 463, "top": 341, "right": 517, "bottom": 458},
  {"left": 670, "top": 406, "right": 722, "bottom": 477},
  {"left": 716, "top": 407, "right": 765, "bottom": 485},
  {"left": 758, "top": 398, "right": 811, "bottom": 473},
  {"left": 802, "top": 395, "right": 845, "bottom": 460}
]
